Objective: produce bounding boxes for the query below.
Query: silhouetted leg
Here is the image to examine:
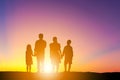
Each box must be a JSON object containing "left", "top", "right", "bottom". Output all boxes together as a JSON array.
[
  {"left": 29, "top": 65, "right": 31, "bottom": 72},
  {"left": 68, "top": 63, "right": 71, "bottom": 72},
  {"left": 51, "top": 60, "right": 55, "bottom": 72},
  {"left": 64, "top": 64, "right": 67, "bottom": 72},
  {"left": 26, "top": 65, "right": 28, "bottom": 72},
  {"left": 56, "top": 64, "right": 59, "bottom": 72},
  {"left": 37, "top": 58, "right": 40, "bottom": 72},
  {"left": 55, "top": 64, "right": 59, "bottom": 73},
  {"left": 41, "top": 61, "right": 44, "bottom": 72},
  {"left": 41, "top": 55, "right": 44, "bottom": 72}
]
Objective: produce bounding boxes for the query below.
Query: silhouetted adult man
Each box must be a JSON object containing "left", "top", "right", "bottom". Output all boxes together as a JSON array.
[
  {"left": 62, "top": 40, "right": 73, "bottom": 72},
  {"left": 34, "top": 33, "right": 46, "bottom": 72},
  {"left": 50, "top": 37, "right": 61, "bottom": 72}
]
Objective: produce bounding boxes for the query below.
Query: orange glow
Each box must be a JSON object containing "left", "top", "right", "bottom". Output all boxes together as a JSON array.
[
  {"left": 44, "top": 62, "right": 52, "bottom": 73},
  {"left": 0, "top": 0, "right": 120, "bottom": 73}
]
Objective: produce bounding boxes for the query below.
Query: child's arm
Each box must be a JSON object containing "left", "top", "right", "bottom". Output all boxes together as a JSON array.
[
  {"left": 61, "top": 47, "right": 65, "bottom": 59},
  {"left": 33, "top": 51, "right": 37, "bottom": 56},
  {"left": 31, "top": 50, "right": 34, "bottom": 56}
]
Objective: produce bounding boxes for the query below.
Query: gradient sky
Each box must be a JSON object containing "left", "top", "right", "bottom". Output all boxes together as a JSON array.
[{"left": 0, "top": 0, "right": 120, "bottom": 72}]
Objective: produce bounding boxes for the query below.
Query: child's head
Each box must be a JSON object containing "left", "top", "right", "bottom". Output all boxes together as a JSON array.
[
  {"left": 67, "top": 40, "right": 71, "bottom": 45},
  {"left": 26, "top": 44, "right": 31, "bottom": 50}
]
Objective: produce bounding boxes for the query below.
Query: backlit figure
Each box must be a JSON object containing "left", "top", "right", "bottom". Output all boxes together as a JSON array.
[
  {"left": 26, "top": 44, "right": 33, "bottom": 72},
  {"left": 62, "top": 40, "right": 73, "bottom": 72},
  {"left": 50, "top": 37, "right": 61, "bottom": 72}
]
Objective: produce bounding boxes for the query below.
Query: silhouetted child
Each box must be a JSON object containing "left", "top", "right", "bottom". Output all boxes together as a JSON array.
[
  {"left": 26, "top": 44, "right": 33, "bottom": 72},
  {"left": 62, "top": 40, "right": 73, "bottom": 72}
]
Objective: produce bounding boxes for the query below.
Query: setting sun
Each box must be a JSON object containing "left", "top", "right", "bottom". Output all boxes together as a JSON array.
[
  {"left": 44, "top": 63, "right": 52, "bottom": 73},
  {"left": 0, "top": 0, "right": 120, "bottom": 73}
]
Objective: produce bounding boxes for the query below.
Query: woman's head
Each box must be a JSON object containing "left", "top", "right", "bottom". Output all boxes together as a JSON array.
[
  {"left": 39, "top": 33, "right": 43, "bottom": 39},
  {"left": 53, "top": 36, "right": 57, "bottom": 42}
]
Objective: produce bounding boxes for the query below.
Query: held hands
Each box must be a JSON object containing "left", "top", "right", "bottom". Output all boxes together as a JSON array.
[
  {"left": 33, "top": 51, "right": 37, "bottom": 56},
  {"left": 61, "top": 54, "right": 64, "bottom": 59}
]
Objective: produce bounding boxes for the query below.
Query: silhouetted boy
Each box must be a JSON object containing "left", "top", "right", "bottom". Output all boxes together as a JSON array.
[
  {"left": 26, "top": 44, "right": 33, "bottom": 72},
  {"left": 62, "top": 40, "right": 73, "bottom": 72},
  {"left": 34, "top": 33, "right": 46, "bottom": 72},
  {"left": 50, "top": 37, "right": 61, "bottom": 72}
]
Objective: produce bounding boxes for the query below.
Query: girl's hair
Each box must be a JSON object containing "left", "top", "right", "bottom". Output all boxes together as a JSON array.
[{"left": 26, "top": 44, "right": 32, "bottom": 51}]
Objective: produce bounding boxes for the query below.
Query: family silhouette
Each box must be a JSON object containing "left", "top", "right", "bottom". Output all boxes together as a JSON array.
[{"left": 25, "top": 33, "right": 73, "bottom": 72}]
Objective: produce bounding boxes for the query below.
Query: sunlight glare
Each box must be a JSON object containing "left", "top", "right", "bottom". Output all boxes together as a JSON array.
[{"left": 44, "top": 63, "right": 52, "bottom": 73}]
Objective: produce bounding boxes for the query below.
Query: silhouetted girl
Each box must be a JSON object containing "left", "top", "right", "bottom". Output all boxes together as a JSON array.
[{"left": 26, "top": 44, "right": 33, "bottom": 72}]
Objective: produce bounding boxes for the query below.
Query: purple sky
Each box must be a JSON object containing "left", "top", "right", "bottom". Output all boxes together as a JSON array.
[{"left": 0, "top": 0, "right": 120, "bottom": 72}]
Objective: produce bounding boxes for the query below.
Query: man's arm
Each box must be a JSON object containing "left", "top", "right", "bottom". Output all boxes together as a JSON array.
[
  {"left": 34, "top": 40, "right": 37, "bottom": 56},
  {"left": 61, "top": 47, "right": 66, "bottom": 59},
  {"left": 43, "top": 40, "right": 47, "bottom": 48},
  {"left": 71, "top": 47, "right": 73, "bottom": 57}
]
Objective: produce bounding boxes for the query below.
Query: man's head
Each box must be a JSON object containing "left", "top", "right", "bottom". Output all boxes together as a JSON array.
[
  {"left": 67, "top": 40, "right": 71, "bottom": 45},
  {"left": 39, "top": 33, "right": 43, "bottom": 39}
]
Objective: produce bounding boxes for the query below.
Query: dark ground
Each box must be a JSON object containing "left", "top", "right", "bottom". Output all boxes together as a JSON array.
[{"left": 0, "top": 72, "right": 120, "bottom": 80}]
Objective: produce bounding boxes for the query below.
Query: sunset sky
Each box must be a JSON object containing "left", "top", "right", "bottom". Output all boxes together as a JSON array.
[{"left": 0, "top": 0, "right": 120, "bottom": 72}]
